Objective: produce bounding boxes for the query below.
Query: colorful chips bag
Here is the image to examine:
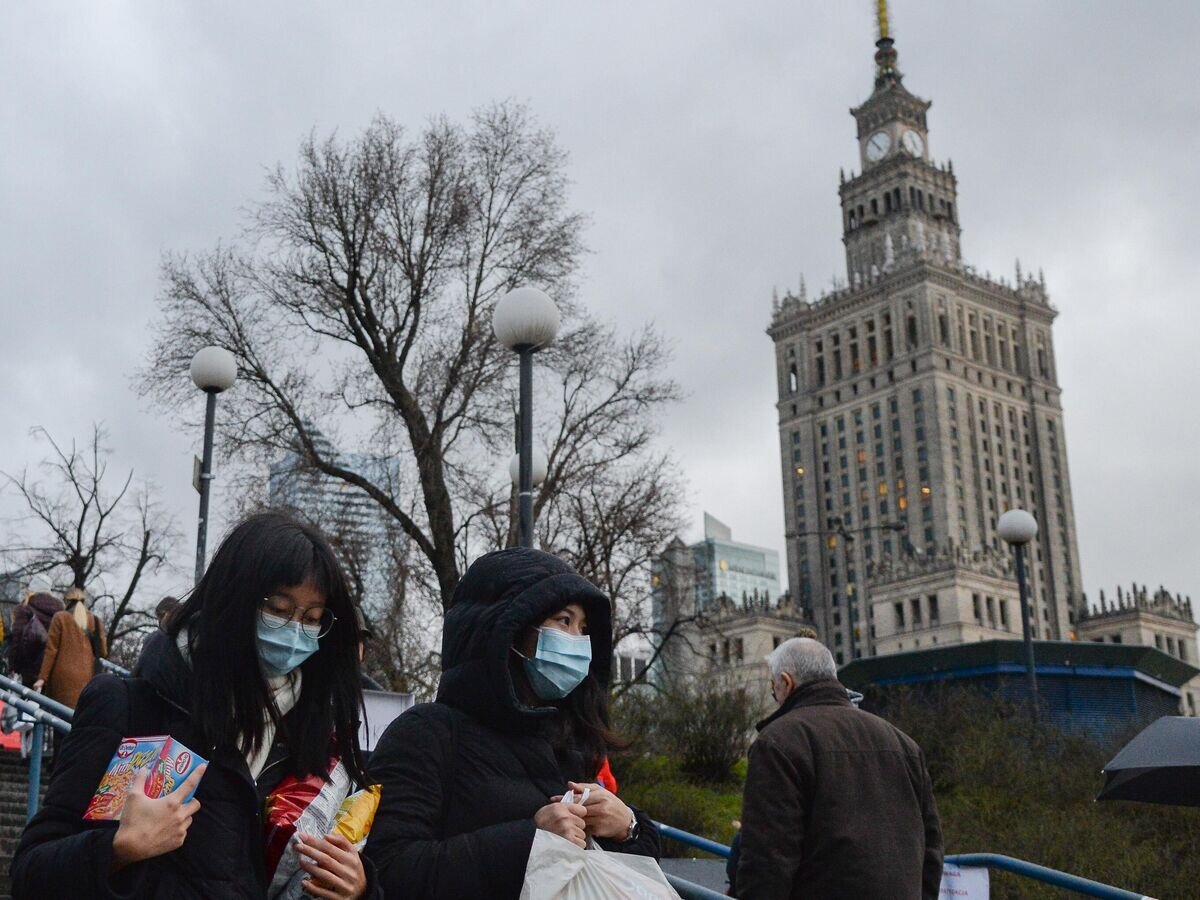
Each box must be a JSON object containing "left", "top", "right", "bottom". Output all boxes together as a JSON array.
[{"left": 262, "top": 756, "right": 381, "bottom": 899}]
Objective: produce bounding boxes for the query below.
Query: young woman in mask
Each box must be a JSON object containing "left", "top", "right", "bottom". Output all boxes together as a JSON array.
[
  {"left": 11, "top": 512, "right": 380, "bottom": 900},
  {"left": 364, "top": 547, "right": 660, "bottom": 898}
]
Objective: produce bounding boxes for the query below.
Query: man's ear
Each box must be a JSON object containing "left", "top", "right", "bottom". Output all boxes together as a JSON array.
[{"left": 780, "top": 672, "right": 796, "bottom": 698}]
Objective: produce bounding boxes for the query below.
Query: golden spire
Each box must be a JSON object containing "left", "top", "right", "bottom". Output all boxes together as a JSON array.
[{"left": 873, "top": 0, "right": 899, "bottom": 87}]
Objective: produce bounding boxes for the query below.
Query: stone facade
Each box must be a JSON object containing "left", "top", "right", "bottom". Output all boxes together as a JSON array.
[
  {"left": 867, "top": 545, "right": 1023, "bottom": 655},
  {"left": 768, "top": 23, "right": 1083, "bottom": 665},
  {"left": 1076, "top": 586, "right": 1200, "bottom": 715},
  {"left": 656, "top": 591, "right": 812, "bottom": 692}
]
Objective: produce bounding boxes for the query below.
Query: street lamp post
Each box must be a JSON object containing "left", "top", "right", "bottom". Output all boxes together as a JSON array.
[
  {"left": 998, "top": 508, "right": 1040, "bottom": 722},
  {"left": 493, "top": 288, "right": 560, "bottom": 548},
  {"left": 189, "top": 347, "right": 238, "bottom": 583}
]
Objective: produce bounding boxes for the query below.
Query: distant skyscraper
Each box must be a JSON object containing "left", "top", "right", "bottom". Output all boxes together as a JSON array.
[
  {"left": 268, "top": 427, "right": 391, "bottom": 600},
  {"left": 690, "top": 513, "right": 781, "bottom": 609},
  {"left": 768, "top": 9, "right": 1083, "bottom": 664}
]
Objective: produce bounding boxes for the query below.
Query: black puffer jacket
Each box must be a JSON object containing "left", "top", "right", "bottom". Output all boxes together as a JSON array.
[
  {"left": 10, "top": 630, "right": 381, "bottom": 899},
  {"left": 364, "top": 548, "right": 660, "bottom": 898}
]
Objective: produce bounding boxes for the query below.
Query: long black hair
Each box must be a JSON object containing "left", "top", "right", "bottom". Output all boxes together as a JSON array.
[
  {"left": 559, "top": 673, "right": 628, "bottom": 778},
  {"left": 168, "top": 511, "right": 366, "bottom": 786}
]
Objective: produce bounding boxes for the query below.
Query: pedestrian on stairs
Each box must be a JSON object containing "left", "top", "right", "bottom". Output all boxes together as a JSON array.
[
  {"left": 34, "top": 587, "right": 108, "bottom": 710},
  {"left": 7, "top": 588, "right": 63, "bottom": 688}
]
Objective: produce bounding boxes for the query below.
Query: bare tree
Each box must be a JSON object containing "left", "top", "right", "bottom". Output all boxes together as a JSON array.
[
  {"left": 1, "top": 425, "right": 179, "bottom": 641},
  {"left": 139, "top": 102, "right": 683, "bottom": 632},
  {"left": 138, "top": 103, "right": 685, "bottom": 691}
]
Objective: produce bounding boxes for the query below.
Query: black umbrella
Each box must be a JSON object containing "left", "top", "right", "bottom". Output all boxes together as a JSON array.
[{"left": 1098, "top": 716, "right": 1200, "bottom": 806}]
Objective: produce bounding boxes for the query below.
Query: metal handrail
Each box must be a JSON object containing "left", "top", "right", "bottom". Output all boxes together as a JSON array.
[
  {"left": 656, "top": 823, "right": 732, "bottom": 859},
  {"left": 99, "top": 658, "right": 131, "bottom": 677},
  {"left": 664, "top": 873, "right": 729, "bottom": 900},
  {"left": 0, "top": 673, "right": 75, "bottom": 722},
  {"left": 652, "top": 826, "right": 1155, "bottom": 899},
  {"left": 946, "top": 854, "right": 1155, "bottom": 900},
  {"left": 0, "top": 689, "right": 71, "bottom": 734}
]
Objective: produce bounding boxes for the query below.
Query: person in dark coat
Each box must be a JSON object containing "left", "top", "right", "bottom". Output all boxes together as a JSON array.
[
  {"left": 736, "top": 637, "right": 943, "bottom": 900},
  {"left": 11, "top": 512, "right": 381, "bottom": 900},
  {"left": 8, "top": 591, "right": 64, "bottom": 686},
  {"left": 364, "top": 547, "right": 660, "bottom": 898}
]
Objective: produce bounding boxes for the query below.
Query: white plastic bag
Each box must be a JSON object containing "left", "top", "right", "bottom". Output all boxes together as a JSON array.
[{"left": 520, "top": 828, "right": 682, "bottom": 900}]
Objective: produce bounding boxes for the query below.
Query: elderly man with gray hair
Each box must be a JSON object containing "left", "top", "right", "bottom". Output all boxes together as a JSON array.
[{"left": 734, "top": 637, "right": 943, "bottom": 900}]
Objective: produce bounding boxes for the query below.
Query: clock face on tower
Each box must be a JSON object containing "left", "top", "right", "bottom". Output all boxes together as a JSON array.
[
  {"left": 865, "top": 130, "right": 891, "bottom": 162},
  {"left": 902, "top": 130, "right": 925, "bottom": 156}
]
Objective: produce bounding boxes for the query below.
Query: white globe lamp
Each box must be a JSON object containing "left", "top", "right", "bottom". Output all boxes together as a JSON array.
[
  {"left": 493, "top": 288, "right": 561, "bottom": 351},
  {"left": 189, "top": 346, "right": 238, "bottom": 393},
  {"left": 997, "top": 509, "right": 1038, "bottom": 545},
  {"left": 509, "top": 448, "right": 548, "bottom": 487}
]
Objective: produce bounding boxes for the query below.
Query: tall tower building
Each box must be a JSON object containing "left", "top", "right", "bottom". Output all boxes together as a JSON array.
[{"left": 768, "top": 6, "right": 1083, "bottom": 664}]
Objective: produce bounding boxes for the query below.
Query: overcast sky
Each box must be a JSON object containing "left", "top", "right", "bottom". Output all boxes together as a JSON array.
[{"left": 3, "top": 2, "right": 1198, "bottom": 606}]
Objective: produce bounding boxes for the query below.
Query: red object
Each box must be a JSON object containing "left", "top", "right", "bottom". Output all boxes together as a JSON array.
[
  {"left": 596, "top": 756, "right": 618, "bottom": 794},
  {"left": 0, "top": 703, "right": 19, "bottom": 751},
  {"left": 262, "top": 754, "right": 340, "bottom": 878}
]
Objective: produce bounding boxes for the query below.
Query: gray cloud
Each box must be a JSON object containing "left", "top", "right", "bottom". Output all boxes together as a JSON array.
[{"left": 2, "top": 2, "right": 1196, "bottom": 604}]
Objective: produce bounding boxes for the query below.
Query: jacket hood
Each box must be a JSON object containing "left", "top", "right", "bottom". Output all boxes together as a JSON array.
[
  {"left": 133, "top": 628, "right": 194, "bottom": 716},
  {"left": 27, "top": 593, "right": 64, "bottom": 622},
  {"left": 436, "top": 548, "right": 612, "bottom": 733}
]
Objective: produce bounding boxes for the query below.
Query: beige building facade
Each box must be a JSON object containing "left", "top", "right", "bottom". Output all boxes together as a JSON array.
[
  {"left": 768, "top": 21, "right": 1083, "bottom": 665},
  {"left": 1076, "top": 587, "right": 1200, "bottom": 716}
]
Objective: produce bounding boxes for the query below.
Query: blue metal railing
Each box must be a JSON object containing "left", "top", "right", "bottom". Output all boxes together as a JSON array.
[
  {"left": 945, "top": 854, "right": 1151, "bottom": 900},
  {"left": 0, "top": 673, "right": 75, "bottom": 724},
  {"left": 99, "top": 658, "right": 131, "bottom": 677},
  {"left": 0, "top": 676, "right": 74, "bottom": 823},
  {"left": 655, "top": 825, "right": 1154, "bottom": 899},
  {"left": 656, "top": 823, "right": 731, "bottom": 859},
  {"left": 663, "top": 873, "right": 728, "bottom": 900}
]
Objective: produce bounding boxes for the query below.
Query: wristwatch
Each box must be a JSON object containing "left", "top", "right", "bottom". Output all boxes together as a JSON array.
[{"left": 622, "top": 812, "right": 640, "bottom": 843}]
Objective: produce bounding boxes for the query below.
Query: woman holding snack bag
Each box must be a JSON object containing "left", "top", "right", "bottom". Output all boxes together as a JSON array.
[
  {"left": 364, "top": 547, "right": 661, "bottom": 898},
  {"left": 11, "top": 511, "right": 380, "bottom": 899}
]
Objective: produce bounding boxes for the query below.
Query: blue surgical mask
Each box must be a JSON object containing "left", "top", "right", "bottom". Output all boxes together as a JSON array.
[
  {"left": 257, "top": 615, "right": 320, "bottom": 677},
  {"left": 519, "top": 627, "right": 593, "bottom": 700}
]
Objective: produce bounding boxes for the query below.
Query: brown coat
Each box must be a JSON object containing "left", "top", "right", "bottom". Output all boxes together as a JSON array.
[
  {"left": 736, "top": 678, "right": 943, "bottom": 900},
  {"left": 37, "top": 611, "right": 107, "bottom": 709}
]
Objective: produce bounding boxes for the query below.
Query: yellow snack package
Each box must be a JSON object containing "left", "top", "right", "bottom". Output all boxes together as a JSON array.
[{"left": 333, "top": 784, "right": 382, "bottom": 844}]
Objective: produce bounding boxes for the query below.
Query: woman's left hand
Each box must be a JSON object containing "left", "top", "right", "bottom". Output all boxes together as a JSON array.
[
  {"left": 566, "top": 781, "right": 635, "bottom": 841},
  {"left": 296, "top": 832, "right": 368, "bottom": 899}
]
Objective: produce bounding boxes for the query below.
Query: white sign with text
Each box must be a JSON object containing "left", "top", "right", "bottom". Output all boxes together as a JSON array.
[{"left": 939, "top": 863, "right": 989, "bottom": 899}]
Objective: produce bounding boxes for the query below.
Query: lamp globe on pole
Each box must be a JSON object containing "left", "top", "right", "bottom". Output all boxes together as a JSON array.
[
  {"left": 493, "top": 287, "right": 561, "bottom": 351},
  {"left": 494, "top": 287, "right": 559, "bottom": 549},
  {"left": 998, "top": 509, "right": 1038, "bottom": 546},
  {"left": 509, "top": 448, "right": 548, "bottom": 487},
  {"left": 998, "top": 507, "right": 1040, "bottom": 721},
  {"left": 190, "top": 346, "right": 238, "bottom": 584},
  {"left": 190, "top": 346, "right": 238, "bottom": 393}
]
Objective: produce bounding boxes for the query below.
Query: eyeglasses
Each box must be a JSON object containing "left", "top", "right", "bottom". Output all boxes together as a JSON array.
[{"left": 259, "top": 596, "right": 337, "bottom": 639}]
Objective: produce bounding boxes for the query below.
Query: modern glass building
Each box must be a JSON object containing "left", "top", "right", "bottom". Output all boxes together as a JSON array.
[{"left": 691, "top": 514, "right": 781, "bottom": 610}]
